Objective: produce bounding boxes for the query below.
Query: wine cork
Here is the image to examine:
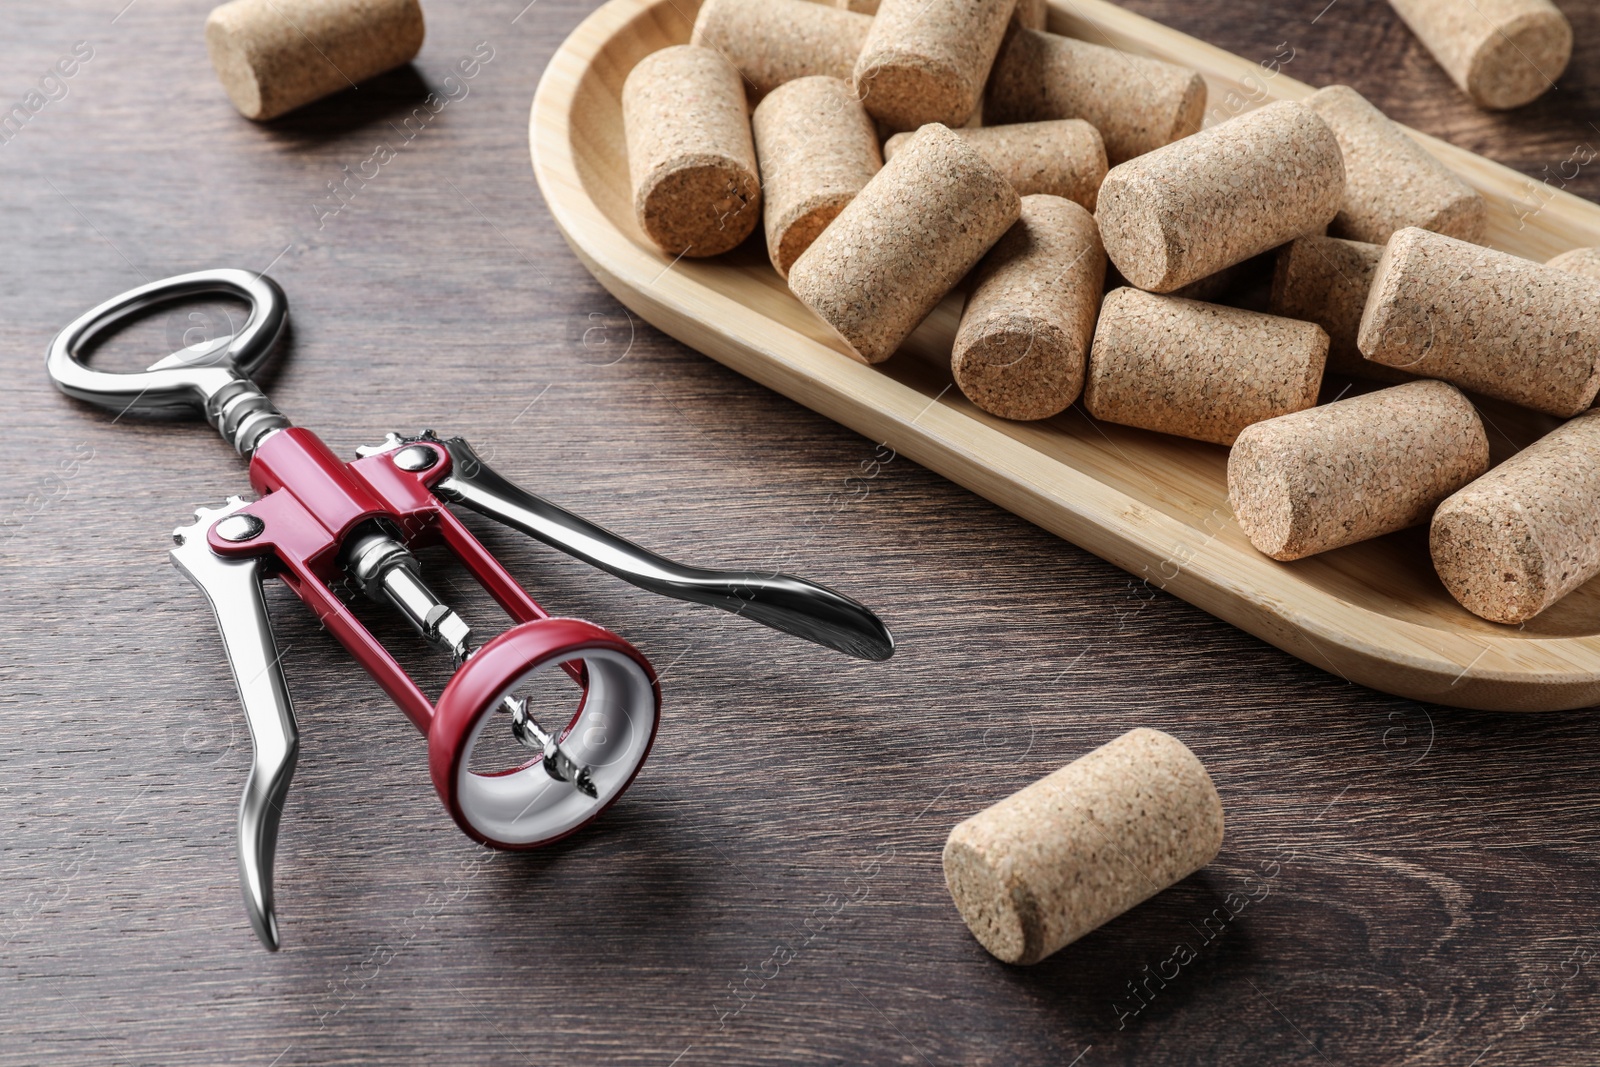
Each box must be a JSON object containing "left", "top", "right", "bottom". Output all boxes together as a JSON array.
[
  {"left": 789, "top": 123, "right": 1020, "bottom": 364},
  {"left": 1229, "top": 381, "right": 1488, "bottom": 561},
  {"left": 1386, "top": 0, "right": 1571, "bottom": 110},
  {"left": 1095, "top": 101, "right": 1345, "bottom": 293},
  {"left": 838, "top": 0, "right": 1045, "bottom": 26},
  {"left": 851, "top": 0, "right": 1017, "bottom": 131},
  {"left": 204, "top": 0, "right": 424, "bottom": 121},
  {"left": 1547, "top": 247, "right": 1600, "bottom": 282},
  {"left": 751, "top": 76, "right": 882, "bottom": 277},
  {"left": 1270, "top": 235, "right": 1412, "bottom": 381},
  {"left": 1306, "top": 85, "right": 1486, "bottom": 245},
  {"left": 622, "top": 46, "right": 761, "bottom": 258},
  {"left": 883, "top": 119, "right": 1107, "bottom": 209},
  {"left": 1432, "top": 411, "right": 1600, "bottom": 624},
  {"left": 943, "top": 728, "right": 1224, "bottom": 965},
  {"left": 984, "top": 27, "right": 1206, "bottom": 165},
  {"left": 1358, "top": 227, "right": 1600, "bottom": 417},
  {"left": 1085, "top": 288, "right": 1326, "bottom": 446},
  {"left": 952, "top": 195, "right": 1106, "bottom": 420},
  {"left": 691, "top": 0, "right": 872, "bottom": 99}
]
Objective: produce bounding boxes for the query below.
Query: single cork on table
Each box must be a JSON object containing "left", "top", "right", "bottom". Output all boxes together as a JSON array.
[
  {"left": 952, "top": 194, "right": 1106, "bottom": 420},
  {"left": 943, "top": 728, "right": 1224, "bottom": 966},
  {"left": 1270, "top": 235, "right": 1410, "bottom": 381},
  {"left": 205, "top": 0, "right": 424, "bottom": 121},
  {"left": 1229, "top": 380, "right": 1489, "bottom": 561},
  {"left": 789, "top": 124, "right": 1019, "bottom": 364},
  {"left": 622, "top": 45, "right": 761, "bottom": 258},
  {"left": 1095, "top": 100, "right": 1345, "bottom": 293},
  {"left": 1547, "top": 247, "right": 1600, "bottom": 282},
  {"left": 1358, "top": 227, "right": 1600, "bottom": 417},
  {"left": 1306, "top": 85, "right": 1486, "bottom": 245},
  {"left": 1433, "top": 410, "right": 1600, "bottom": 624},
  {"left": 984, "top": 27, "right": 1206, "bottom": 165},
  {"left": 883, "top": 119, "right": 1107, "bottom": 210},
  {"left": 692, "top": 0, "right": 872, "bottom": 99},
  {"left": 752, "top": 76, "right": 882, "bottom": 278},
  {"left": 852, "top": 0, "right": 1017, "bottom": 131},
  {"left": 1085, "top": 288, "right": 1327, "bottom": 446},
  {"left": 1386, "top": 0, "right": 1571, "bottom": 109}
]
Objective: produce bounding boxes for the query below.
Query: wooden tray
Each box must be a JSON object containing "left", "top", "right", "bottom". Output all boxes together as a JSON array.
[{"left": 529, "top": 0, "right": 1600, "bottom": 711}]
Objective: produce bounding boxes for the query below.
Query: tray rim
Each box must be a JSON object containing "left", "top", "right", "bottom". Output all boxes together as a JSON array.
[{"left": 530, "top": 0, "right": 1600, "bottom": 712}]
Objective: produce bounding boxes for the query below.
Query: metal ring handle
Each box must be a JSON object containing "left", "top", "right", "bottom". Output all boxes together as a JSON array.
[{"left": 46, "top": 268, "right": 287, "bottom": 418}]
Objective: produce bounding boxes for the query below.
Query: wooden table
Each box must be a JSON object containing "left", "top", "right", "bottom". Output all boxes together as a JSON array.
[{"left": 4, "top": 0, "right": 1598, "bottom": 1062}]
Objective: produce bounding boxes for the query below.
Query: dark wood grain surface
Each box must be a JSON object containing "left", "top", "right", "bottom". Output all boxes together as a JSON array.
[{"left": 5, "top": 0, "right": 1600, "bottom": 1063}]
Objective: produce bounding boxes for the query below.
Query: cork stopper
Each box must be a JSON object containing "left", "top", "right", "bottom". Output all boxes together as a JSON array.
[
  {"left": 1229, "top": 380, "right": 1488, "bottom": 561},
  {"left": 1270, "top": 235, "right": 1412, "bottom": 381},
  {"left": 984, "top": 27, "right": 1206, "bottom": 165},
  {"left": 1306, "top": 85, "right": 1486, "bottom": 245},
  {"left": 691, "top": 0, "right": 872, "bottom": 100},
  {"left": 205, "top": 0, "right": 424, "bottom": 121},
  {"left": 1085, "top": 288, "right": 1327, "bottom": 446},
  {"left": 789, "top": 123, "right": 1020, "bottom": 364},
  {"left": 838, "top": 0, "right": 1045, "bottom": 28},
  {"left": 622, "top": 45, "right": 762, "bottom": 258},
  {"left": 1095, "top": 101, "right": 1344, "bottom": 294},
  {"left": 1432, "top": 410, "right": 1600, "bottom": 623},
  {"left": 1358, "top": 227, "right": 1600, "bottom": 417},
  {"left": 952, "top": 195, "right": 1106, "bottom": 420},
  {"left": 1547, "top": 247, "right": 1600, "bottom": 282},
  {"left": 1386, "top": 0, "right": 1571, "bottom": 109},
  {"left": 883, "top": 119, "right": 1107, "bottom": 210},
  {"left": 752, "top": 76, "right": 882, "bottom": 277},
  {"left": 943, "top": 728, "right": 1224, "bottom": 966},
  {"left": 852, "top": 0, "right": 1018, "bottom": 131}
]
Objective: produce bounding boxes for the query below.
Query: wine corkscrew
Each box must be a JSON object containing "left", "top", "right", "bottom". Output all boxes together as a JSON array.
[{"left": 46, "top": 269, "right": 894, "bottom": 950}]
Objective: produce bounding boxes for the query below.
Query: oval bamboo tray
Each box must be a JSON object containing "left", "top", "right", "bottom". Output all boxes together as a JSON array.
[{"left": 530, "top": 0, "right": 1600, "bottom": 711}]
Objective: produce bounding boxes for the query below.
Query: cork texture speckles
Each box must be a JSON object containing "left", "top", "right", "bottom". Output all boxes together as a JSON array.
[
  {"left": 1386, "top": 0, "right": 1571, "bottom": 109},
  {"left": 1547, "top": 247, "right": 1600, "bottom": 282},
  {"left": 623, "top": 45, "right": 762, "bottom": 257},
  {"left": 205, "top": 0, "right": 424, "bottom": 121},
  {"left": 884, "top": 119, "right": 1106, "bottom": 209},
  {"left": 984, "top": 27, "right": 1205, "bottom": 165},
  {"left": 1358, "top": 227, "right": 1600, "bottom": 417},
  {"left": 752, "top": 76, "right": 881, "bottom": 277},
  {"left": 1270, "top": 235, "right": 1410, "bottom": 381},
  {"left": 691, "top": 0, "right": 872, "bottom": 99},
  {"left": 953, "top": 194, "right": 1106, "bottom": 420},
  {"left": 942, "top": 728, "right": 1224, "bottom": 965},
  {"left": 1229, "top": 380, "right": 1488, "bottom": 561},
  {"left": 1085, "top": 288, "right": 1327, "bottom": 446},
  {"left": 788, "top": 123, "right": 1020, "bottom": 364},
  {"left": 1306, "top": 85, "right": 1486, "bottom": 245},
  {"left": 1095, "top": 100, "right": 1345, "bottom": 293},
  {"left": 852, "top": 0, "right": 1017, "bottom": 131},
  {"left": 1432, "top": 410, "right": 1600, "bottom": 624}
]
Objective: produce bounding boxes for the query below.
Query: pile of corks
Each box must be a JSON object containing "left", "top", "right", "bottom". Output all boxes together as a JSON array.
[{"left": 622, "top": 0, "right": 1600, "bottom": 639}]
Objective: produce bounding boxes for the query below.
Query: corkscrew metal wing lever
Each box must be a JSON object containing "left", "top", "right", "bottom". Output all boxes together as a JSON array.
[{"left": 46, "top": 269, "right": 894, "bottom": 950}]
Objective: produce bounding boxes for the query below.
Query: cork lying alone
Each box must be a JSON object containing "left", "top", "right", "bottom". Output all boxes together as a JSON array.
[
  {"left": 1385, "top": 0, "right": 1572, "bottom": 110},
  {"left": 943, "top": 728, "right": 1224, "bottom": 965},
  {"left": 206, "top": 0, "right": 425, "bottom": 121}
]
